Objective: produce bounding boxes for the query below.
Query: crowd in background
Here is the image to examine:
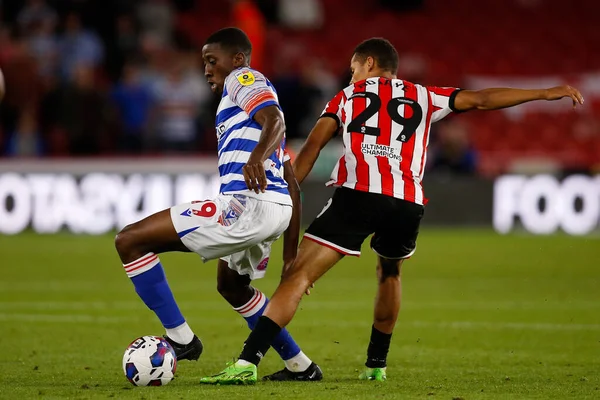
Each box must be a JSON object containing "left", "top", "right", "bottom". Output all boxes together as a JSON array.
[
  {"left": 0, "top": 0, "right": 476, "bottom": 176},
  {"left": 0, "top": 0, "right": 212, "bottom": 156}
]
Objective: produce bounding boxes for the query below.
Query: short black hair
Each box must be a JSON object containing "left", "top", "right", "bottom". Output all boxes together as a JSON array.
[
  {"left": 205, "top": 27, "right": 252, "bottom": 58},
  {"left": 353, "top": 38, "right": 399, "bottom": 73}
]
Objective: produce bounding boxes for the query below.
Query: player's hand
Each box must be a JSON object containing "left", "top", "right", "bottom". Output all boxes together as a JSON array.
[
  {"left": 545, "top": 85, "right": 584, "bottom": 108},
  {"left": 243, "top": 157, "right": 267, "bottom": 193},
  {"left": 305, "top": 283, "right": 315, "bottom": 296}
]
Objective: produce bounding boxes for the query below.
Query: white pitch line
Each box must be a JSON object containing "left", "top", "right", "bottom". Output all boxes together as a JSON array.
[
  {"left": 1, "top": 300, "right": 598, "bottom": 311},
  {"left": 0, "top": 301, "right": 226, "bottom": 311},
  {"left": 408, "top": 320, "right": 600, "bottom": 332},
  {"left": 0, "top": 296, "right": 600, "bottom": 312},
  {"left": 1, "top": 313, "right": 598, "bottom": 331},
  {"left": 0, "top": 281, "right": 217, "bottom": 293},
  {"left": 0, "top": 313, "right": 139, "bottom": 324}
]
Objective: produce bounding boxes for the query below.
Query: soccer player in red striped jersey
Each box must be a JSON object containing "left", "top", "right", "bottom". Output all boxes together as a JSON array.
[{"left": 201, "top": 38, "right": 584, "bottom": 384}]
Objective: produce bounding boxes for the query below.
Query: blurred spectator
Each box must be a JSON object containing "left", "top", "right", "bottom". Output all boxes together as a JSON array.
[
  {"left": 232, "top": 0, "right": 266, "bottom": 72},
  {"left": 58, "top": 13, "right": 104, "bottom": 80},
  {"left": 278, "top": 0, "right": 323, "bottom": 29},
  {"left": 0, "top": 26, "right": 18, "bottom": 65},
  {"left": 0, "top": 0, "right": 594, "bottom": 171},
  {"left": 149, "top": 51, "right": 209, "bottom": 153},
  {"left": 5, "top": 108, "right": 44, "bottom": 156},
  {"left": 269, "top": 39, "right": 307, "bottom": 138},
  {"left": 178, "top": 44, "right": 215, "bottom": 150},
  {"left": 115, "top": 14, "right": 139, "bottom": 66},
  {"left": 43, "top": 64, "right": 114, "bottom": 155},
  {"left": 17, "top": 0, "right": 57, "bottom": 33},
  {"left": 27, "top": 19, "right": 58, "bottom": 78},
  {"left": 110, "top": 60, "right": 153, "bottom": 153},
  {"left": 298, "top": 59, "right": 338, "bottom": 135},
  {"left": 269, "top": 42, "right": 336, "bottom": 138},
  {"left": 138, "top": 32, "right": 170, "bottom": 86},
  {"left": 429, "top": 120, "right": 477, "bottom": 175},
  {"left": 0, "top": 36, "right": 44, "bottom": 129},
  {"left": 137, "top": 0, "right": 174, "bottom": 46},
  {"left": 255, "top": 0, "right": 280, "bottom": 24}
]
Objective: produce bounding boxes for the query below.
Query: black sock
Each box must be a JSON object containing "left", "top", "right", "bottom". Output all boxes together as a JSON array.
[
  {"left": 365, "top": 325, "right": 392, "bottom": 368},
  {"left": 239, "top": 316, "right": 282, "bottom": 365}
]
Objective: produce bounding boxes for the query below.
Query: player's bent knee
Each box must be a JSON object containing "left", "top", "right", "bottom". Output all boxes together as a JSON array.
[
  {"left": 281, "top": 268, "right": 313, "bottom": 293},
  {"left": 379, "top": 257, "right": 401, "bottom": 280},
  {"left": 114, "top": 225, "right": 131, "bottom": 254},
  {"left": 216, "top": 262, "right": 254, "bottom": 306},
  {"left": 217, "top": 277, "right": 248, "bottom": 303},
  {"left": 114, "top": 223, "right": 143, "bottom": 260},
  {"left": 217, "top": 285, "right": 241, "bottom": 305}
]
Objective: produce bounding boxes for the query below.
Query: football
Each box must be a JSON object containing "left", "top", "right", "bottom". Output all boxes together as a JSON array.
[{"left": 122, "top": 336, "right": 177, "bottom": 386}]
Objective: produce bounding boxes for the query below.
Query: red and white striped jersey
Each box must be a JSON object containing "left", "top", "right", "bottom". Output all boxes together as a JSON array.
[{"left": 321, "top": 77, "right": 460, "bottom": 205}]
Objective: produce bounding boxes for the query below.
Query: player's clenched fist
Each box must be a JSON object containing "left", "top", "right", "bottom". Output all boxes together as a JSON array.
[
  {"left": 243, "top": 158, "right": 268, "bottom": 193},
  {"left": 545, "top": 85, "right": 584, "bottom": 108}
]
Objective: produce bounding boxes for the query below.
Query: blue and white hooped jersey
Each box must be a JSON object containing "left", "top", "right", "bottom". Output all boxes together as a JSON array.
[{"left": 216, "top": 67, "right": 291, "bottom": 206}]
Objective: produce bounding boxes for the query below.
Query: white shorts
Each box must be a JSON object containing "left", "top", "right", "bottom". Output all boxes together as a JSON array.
[{"left": 170, "top": 194, "right": 292, "bottom": 280}]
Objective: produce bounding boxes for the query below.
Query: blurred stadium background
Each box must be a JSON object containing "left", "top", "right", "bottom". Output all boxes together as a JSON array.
[
  {"left": 0, "top": 1, "right": 598, "bottom": 399},
  {"left": 0, "top": 0, "right": 599, "bottom": 235}
]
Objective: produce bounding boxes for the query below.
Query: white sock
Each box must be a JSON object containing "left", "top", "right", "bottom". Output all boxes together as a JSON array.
[
  {"left": 236, "top": 359, "right": 254, "bottom": 367},
  {"left": 165, "top": 321, "right": 194, "bottom": 345},
  {"left": 284, "top": 351, "right": 312, "bottom": 372}
]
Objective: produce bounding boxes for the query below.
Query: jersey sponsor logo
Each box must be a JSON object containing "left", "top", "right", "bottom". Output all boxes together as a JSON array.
[
  {"left": 217, "top": 123, "right": 226, "bottom": 139},
  {"left": 257, "top": 257, "right": 269, "bottom": 271},
  {"left": 235, "top": 70, "right": 255, "bottom": 86},
  {"left": 217, "top": 196, "right": 247, "bottom": 226},
  {"left": 264, "top": 159, "right": 282, "bottom": 178},
  {"left": 356, "top": 78, "right": 403, "bottom": 89},
  {"left": 217, "top": 208, "right": 238, "bottom": 226},
  {"left": 361, "top": 143, "right": 402, "bottom": 161}
]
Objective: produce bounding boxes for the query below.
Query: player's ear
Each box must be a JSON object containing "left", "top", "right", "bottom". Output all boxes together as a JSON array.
[
  {"left": 366, "top": 56, "right": 375, "bottom": 72},
  {"left": 232, "top": 52, "right": 246, "bottom": 68}
]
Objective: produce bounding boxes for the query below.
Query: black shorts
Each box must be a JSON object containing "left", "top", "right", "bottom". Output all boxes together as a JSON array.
[{"left": 304, "top": 187, "right": 424, "bottom": 259}]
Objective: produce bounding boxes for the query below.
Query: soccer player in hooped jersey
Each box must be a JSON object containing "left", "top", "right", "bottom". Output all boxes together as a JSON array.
[
  {"left": 115, "top": 27, "right": 322, "bottom": 382},
  {"left": 201, "top": 38, "right": 584, "bottom": 384}
]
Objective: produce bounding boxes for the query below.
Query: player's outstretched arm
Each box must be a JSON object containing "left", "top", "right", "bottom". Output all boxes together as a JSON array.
[
  {"left": 453, "top": 85, "right": 584, "bottom": 112},
  {"left": 244, "top": 105, "right": 286, "bottom": 193},
  {"left": 281, "top": 160, "right": 301, "bottom": 277},
  {"left": 293, "top": 117, "right": 339, "bottom": 185}
]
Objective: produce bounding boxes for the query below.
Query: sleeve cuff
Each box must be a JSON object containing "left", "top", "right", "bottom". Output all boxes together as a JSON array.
[
  {"left": 248, "top": 100, "right": 280, "bottom": 119},
  {"left": 449, "top": 89, "right": 464, "bottom": 113},
  {"left": 319, "top": 112, "right": 341, "bottom": 128}
]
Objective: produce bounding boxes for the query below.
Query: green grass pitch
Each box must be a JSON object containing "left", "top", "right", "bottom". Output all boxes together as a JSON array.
[{"left": 0, "top": 229, "right": 598, "bottom": 399}]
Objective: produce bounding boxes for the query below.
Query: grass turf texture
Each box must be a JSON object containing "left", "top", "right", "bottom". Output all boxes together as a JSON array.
[{"left": 0, "top": 229, "right": 598, "bottom": 399}]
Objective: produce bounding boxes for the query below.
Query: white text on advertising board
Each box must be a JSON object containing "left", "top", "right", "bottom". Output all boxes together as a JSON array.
[
  {"left": 0, "top": 173, "right": 220, "bottom": 235},
  {"left": 494, "top": 174, "right": 600, "bottom": 235}
]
